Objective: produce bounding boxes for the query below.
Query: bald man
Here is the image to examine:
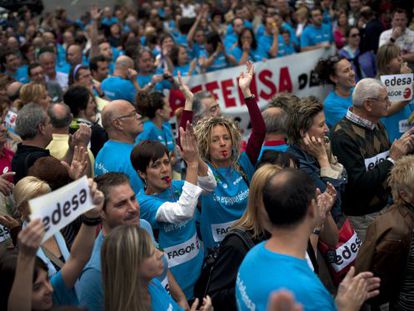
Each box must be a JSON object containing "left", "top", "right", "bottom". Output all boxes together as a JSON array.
[
  {"left": 94, "top": 100, "right": 144, "bottom": 193},
  {"left": 100, "top": 56, "right": 140, "bottom": 103}
]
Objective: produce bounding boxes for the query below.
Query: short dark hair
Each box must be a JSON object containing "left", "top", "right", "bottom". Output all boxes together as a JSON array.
[
  {"left": 27, "top": 62, "right": 42, "bottom": 77},
  {"left": 257, "top": 150, "right": 299, "bottom": 170},
  {"left": 68, "top": 64, "right": 89, "bottom": 86},
  {"left": 63, "top": 85, "right": 91, "bottom": 117},
  {"left": 95, "top": 172, "right": 131, "bottom": 210},
  {"left": 130, "top": 140, "right": 169, "bottom": 173},
  {"left": 135, "top": 91, "right": 165, "bottom": 119},
  {"left": 28, "top": 156, "right": 72, "bottom": 190},
  {"left": 263, "top": 169, "right": 316, "bottom": 228},
  {"left": 90, "top": 55, "right": 109, "bottom": 72}
]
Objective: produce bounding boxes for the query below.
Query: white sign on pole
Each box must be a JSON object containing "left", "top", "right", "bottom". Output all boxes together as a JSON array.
[
  {"left": 29, "top": 176, "right": 93, "bottom": 243},
  {"left": 380, "top": 73, "right": 414, "bottom": 102}
]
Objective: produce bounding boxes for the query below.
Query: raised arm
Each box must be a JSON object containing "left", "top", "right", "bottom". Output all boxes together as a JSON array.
[
  {"left": 59, "top": 179, "right": 104, "bottom": 288},
  {"left": 88, "top": 6, "right": 102, "bottom": 60},
  {"left": 238, "top": 61, "right": 266, "bottom": 165},
  {"left": 8, "top": 219, "right": 44, "bottom": 311}
]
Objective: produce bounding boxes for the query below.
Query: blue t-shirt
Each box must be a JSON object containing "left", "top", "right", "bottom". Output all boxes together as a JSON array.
[
  {"left": 149, "top": 278, "right": 183, "bottom": 311},
  {"left": 258, "top": 141, "right": 289, "bottom": 160},
  {"left": 51, "top": 271, "right": 78, "bottom": 306},
  {"left": 236, "top": 242, "right": 337, "bottom": 311},
  {"left": 173, "top": 63, "right": 192, "bottom": 76},
  {"left": 6, "top": 65, "right": 29, "bottom": 83},
  {"left": 101, "top": 76, "right": 136, "bottom": 104},
  {"left": 138, "top": 180, "right": 204, "bottom": 299},
  {"left": 323, "top": 89, "right": 353, "bottom": 128},
  {"left": 136, "top": 120, "right": 175, "bottom": 152},
  {"left": 381, "top": 100, "right": 414, "bottom": 142},
  {"left": 94, "top": 140, "right": 144, "bottom": 195},
  {"left": 78, "top": 220, "right": 163, "bottom": 311},
  {"left": 257, "top": 33, "right": 288, "bottom": 58},
  {"left": 200, "top": 152, "right": 254, "bottom": 250},
  {"left": 229, "top": 46, "right": 265, "bottom": 63},
  {"left": 136, "top": 74, "right": 167, "bottom": 92},
  {"left": 300, "top": 24, "right": 333, "bottom": 49},
  {"left": 199, "top": 50, "right": 229, "bottom": 72}
]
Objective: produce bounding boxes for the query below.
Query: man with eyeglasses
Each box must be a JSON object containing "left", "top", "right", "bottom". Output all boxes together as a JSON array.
[
  {"left": 94, "top": 99, "right": 145, "bottom": 194},
  {"left": 331, "top": 78, "right": 414, "bottom": 241}
]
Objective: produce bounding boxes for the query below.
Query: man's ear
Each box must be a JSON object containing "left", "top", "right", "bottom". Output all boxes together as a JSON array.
[{"left": 363, "top": 99, "right": 372, "bottom": 112}]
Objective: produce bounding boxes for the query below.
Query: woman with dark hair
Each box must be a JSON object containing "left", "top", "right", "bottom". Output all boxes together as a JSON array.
[
  {"left": 136, "top": 91, "right": 175, "bottom": 153},
  {"left": 199, "top": 32, "right": 235, "bottom": 72},
  {"left": 228, "top": 28, "right": 264, "bottom": 65},
  {"left": 132, "top": 127, "right": 216, "bottom": 300},
  {"left": 170, "top": 45, "right": 198, "bottom": 76},
  {"left": 315, "top": 55, "right": 355, "bottom": 128},
  {"left": 63, "top": 85, "right": 108, "bottom": 156},
  {"left": 68, "top": 64, "right": 105, "bottom": 99},
  {"left": 339, "top": 26, "right": 376, "bottom": 82}
]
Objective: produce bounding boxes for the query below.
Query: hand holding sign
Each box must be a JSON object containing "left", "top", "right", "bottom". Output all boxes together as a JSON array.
[
  {"left": 29, "top": 176, "right": 94, "bottom": 243},
  {"left": 380, "top": 73, "right": 414, "bottom": 102},
  {"left": 83, "top": 179, "right": 104, "bottom": 219},
  {"left": 18, "top": 219, "right": 44, "bottom": 257}
]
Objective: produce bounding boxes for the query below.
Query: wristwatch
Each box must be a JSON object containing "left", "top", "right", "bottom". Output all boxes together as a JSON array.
[{"left": 244, "top": 94, "right": 256, "bottom": 100}]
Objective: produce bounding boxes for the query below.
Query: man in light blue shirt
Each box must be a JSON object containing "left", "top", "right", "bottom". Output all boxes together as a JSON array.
[
  {"left": 301, "top": 7, "right": 333, "bottom": 52},
  {"left": 101, "top": 55, "right": 140, "bottom": 104}
]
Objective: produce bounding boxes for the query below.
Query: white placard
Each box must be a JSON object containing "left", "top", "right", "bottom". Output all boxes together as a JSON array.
[
  {"left": 29, "top": 176, "right": 93, "bottom": 243},
  {"left": 380, "top": 74, "right": 414, "bottom": 102}
]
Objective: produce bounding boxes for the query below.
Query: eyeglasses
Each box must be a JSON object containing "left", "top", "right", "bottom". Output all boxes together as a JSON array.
[
  {"left": 350, "top": 33, "right": 360, "bottom": 38},
  {"left": 115, "top": 110, "right": 140, "bottom": 120}
]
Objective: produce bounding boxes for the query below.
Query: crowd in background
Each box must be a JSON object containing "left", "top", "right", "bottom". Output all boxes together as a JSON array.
[{"left": 0, "top": 0, "right": 414, "bottom": 310}]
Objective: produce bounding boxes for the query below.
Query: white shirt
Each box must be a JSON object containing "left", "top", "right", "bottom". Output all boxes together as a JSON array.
[{"left": 379, "top": 28, "right": 414, "bottom": 54}]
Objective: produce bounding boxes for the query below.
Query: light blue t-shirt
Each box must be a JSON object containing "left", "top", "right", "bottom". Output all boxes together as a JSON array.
[
  {"left": 94, "top": 140, "right": 144, "bottom": 195},
  {"left": 258, "top": 141, "right": 289, "bottom": 161},
  {"left": 324, "top": 89, "right": 353, "bottom": 128},
  {"left": 300, "top": 24, "right": 333, "bottom": 49},
  {"left": 136, "top": 74, "right": 167, "bottom": 92},
  {"left": 101, "top": 76, "right": 136, "bottom": 103},
  {"left": 199, "top": 50, "right": 229, "bottom": 72},
  {"left": 6, "top": 65, "right": 29, "bottom": 83},
  {"left": 200, "top": 152, "right": 254, "bottom": 250},
  {"left": 51, "top": 271, "right": 79, "bottom": 306},
  {"left": 136, "top": 120, "right": 175, "bottom": 152},
  {"left": 381, "top": 100, "right": 414, "bottom": 142},
  {"left": 236, "top": 242, "right": 337, "bottom": 311},
  {"left": 229, "top": 46, "right": 265, "bottom": 63},
  {"left": 257, "top": 33, "right": 288, "bottom": 58},
  {"left": 138, "top": 180, "right": 204, "bottom": 299},
  {"left": 78, "top": 220, "right": 164, "bottom": 311},
  {"left": 149, "top": 278, "right": 184, "bottom": 311}
]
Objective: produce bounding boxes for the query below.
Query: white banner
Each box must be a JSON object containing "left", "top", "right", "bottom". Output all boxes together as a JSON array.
[
  {"left": 29, "top": 176, "right": 93, "bottom": 243},
  {"left": 380, "top": 73, "right": 414, "bottom": 102},
  {"left": 169, "top": 48, "right": 334, "bottom": 130}
]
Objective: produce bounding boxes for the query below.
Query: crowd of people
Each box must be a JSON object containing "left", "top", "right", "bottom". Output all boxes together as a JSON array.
[{"left": 0, "top": 0, "right": 414, "bottom": 310}]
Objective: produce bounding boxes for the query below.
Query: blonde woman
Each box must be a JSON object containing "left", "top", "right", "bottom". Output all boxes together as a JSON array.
[
  {"left": 14, "top": 176, "right": 69, "bottom": 276},
  {"left": 14, "top": 82, "right": 51, "bottom": 110},
  {"left": 101, "top": 225, "right": 213, "bottom": 311}
]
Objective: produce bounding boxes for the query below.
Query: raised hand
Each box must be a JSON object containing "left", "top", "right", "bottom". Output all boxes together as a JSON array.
[
  {"left": 179, "top": 122, "right": 199, "bottom": 166},
  {"left": 238, "top": 61, "right": 254, "bottom": 97},
  {"left": 18, "top": 219, "right": 44, "bottom": 257},
  {"left": 302, "top": 133, "right": 329, "bottom": 162},
  {"left": 315, "top": 183, "right": 336, "bottom": 225},
  {"left": 178, "top": 71, "right": 194, "bottom": 103},
  {"left": 70, "top": 124, "right": 92, "bottom": 148},
  {"left": 267, "top": 290, "right": 303, "bottom": 311},
  {"left": 83, "top": 178, "right": 104, "bottom": 219},
  {"left": 61, "top": 146, "right": 88, "bottom": 180},
  {"left": 90, "top": 5, "right": 102, "bottom": 21},
  {"left": 190, "top": 295, "right": 213, "bottom": 311},
  {"left": 336, "top": 267, "right": 380, "bottom": 311},
  {"left": 0, "top": 214, "right": 20, "bottom": 230}
]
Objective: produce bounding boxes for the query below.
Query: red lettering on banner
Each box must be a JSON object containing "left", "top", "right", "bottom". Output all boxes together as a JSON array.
[
  {"left": 279, "top": 67, "right": 293, "bottom": 92},
  {"left": 221, "top": 79, "right": 236, "bottom": 108},
  {"left": 258, "top": 70, "right": 277, "bottom": 100},
  {"left": 206, "top": 81, "right": 220, "bottom": 99},
  {"left": 190, "top": 85, "right": 202, "bottom": 94}
]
